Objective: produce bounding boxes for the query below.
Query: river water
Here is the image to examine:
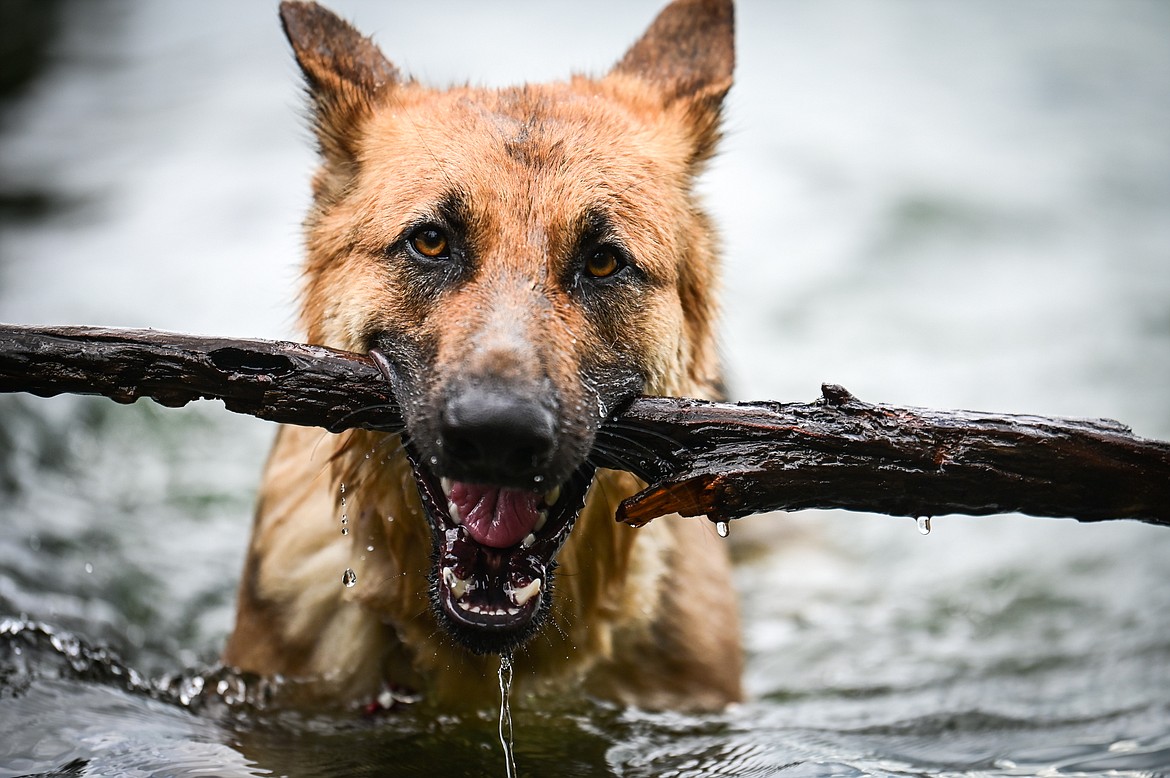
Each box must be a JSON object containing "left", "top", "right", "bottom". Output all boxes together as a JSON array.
[{"left": 1, "top": 1, "right": 1168, "bottom": 776}]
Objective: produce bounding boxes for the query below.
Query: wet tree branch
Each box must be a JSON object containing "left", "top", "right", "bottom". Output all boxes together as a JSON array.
[
  {"left": 0, "top": 324, "right": 400, "bottom": 433},
  {"left": 609, "top": 385, "right": 1170, "bottom": 529},
  {"left": 1, "top": 324, "right": 1167, "bottom": 528}
]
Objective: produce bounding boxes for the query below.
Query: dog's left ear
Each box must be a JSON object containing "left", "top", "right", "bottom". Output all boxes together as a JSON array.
[
  {"left": 612, "top": 0, "right": 734, "bottom": 164},
  {"left": 279, "top": 1, "right": 399, "bottom": 169}
]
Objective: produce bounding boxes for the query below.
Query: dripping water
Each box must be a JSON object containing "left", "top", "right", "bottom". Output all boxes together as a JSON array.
[
  {"left": 916, "top": 516, "right": 932, "bottom": 535},
  {"left": 715, "top": 521, "right": 730, "bottom": 538},
  {"left": 498, "top": 653, "right": 518, "bottom": 778}
]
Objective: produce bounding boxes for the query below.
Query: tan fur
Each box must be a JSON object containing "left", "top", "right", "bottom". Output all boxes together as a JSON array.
[{"left": 224, "top": 0, "right": 742, "bottom": 711}]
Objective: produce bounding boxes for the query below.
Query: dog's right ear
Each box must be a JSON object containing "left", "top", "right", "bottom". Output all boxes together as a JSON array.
[
  {"left": 611, "top": 0, "right": 734, "bottom": 167},
  {"left": 279, "top": 1, "right": 398, "bottom": 167}
]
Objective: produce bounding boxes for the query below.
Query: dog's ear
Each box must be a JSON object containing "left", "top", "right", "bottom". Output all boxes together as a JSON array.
[
  {"left": 612, "top": 0, "right": 734, "bottom": 164},
  {"left": 279, "top": 1, "right": 398, "bottom": 167}
]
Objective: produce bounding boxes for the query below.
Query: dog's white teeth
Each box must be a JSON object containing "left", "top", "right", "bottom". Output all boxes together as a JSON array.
[
  {"left": 440, "top": 478, "right": 462, "bottom": 523},
  {"left": 543, "top": 485, "right": 561, "bottom": 507},
  {"left": 534, "top": 510, "right": 548, "bottom": 533},
  {"left": 442, "top": 566, "right": 471, "bottom": 600},
  {"left": 521, "top": 533, "right": 536, "bottom": 549},
  {"left": 510, "top": 578, "right": 542, "bottom": 607},
  {"left": 456, "top": 601, "right": 516, "bottom": 616}
]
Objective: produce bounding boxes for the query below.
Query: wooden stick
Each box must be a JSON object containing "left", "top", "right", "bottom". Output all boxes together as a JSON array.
[
  {"left": 2, "top": 324, "right": 1167, "bottom": 528},
  {"left": 0, "top": 324, "right": 400, "bottom": 433},
  {"left": 610, "top": 385, "right": 1170, "bottom": 528}
]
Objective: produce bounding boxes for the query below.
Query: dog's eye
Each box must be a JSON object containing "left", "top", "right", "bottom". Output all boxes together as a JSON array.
[
  {"left": 584, "top": 247, "right": 623, "bottom": 279},
  {"left": 409, "top": 226, "right": 450, "bottom": 259}
]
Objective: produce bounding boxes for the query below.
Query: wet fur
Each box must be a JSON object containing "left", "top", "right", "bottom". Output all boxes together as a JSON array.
[{"left": 224, "top": 0, "right": 743, "bottom": 711}]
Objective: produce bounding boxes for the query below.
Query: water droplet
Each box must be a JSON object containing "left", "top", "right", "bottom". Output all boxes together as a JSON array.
[
  {"left": 339, "top": 483, "right": 346, "bottom": 494},
  {"left": 365, "top": 452, "right": 371, "bottom": 460},
  {"left": 715, "top": 521, "right": 730, "bottom": 538},
  {"left": 341, "top": 514, "right": 348, "bottom": 524},
  {"left": 342, "top": 568, "right": 357, "bottom": 587},
  {"left": 916, "top": 516, "right": 932, "bottom": 535},
  {"left": 84, "top": 562, "right": 94, "bottom": 574},
  {"left": 532, "top": 474, "right": 544, "bottom": 484},
  {"left": 367, "top": 545, "right": 375, "bottom": 552},
  {"left": 429, "top": 455, "right": 439, "bottom": 466},
  {"left": 341, "top": 527, "right": 349, "bottom": 536}
]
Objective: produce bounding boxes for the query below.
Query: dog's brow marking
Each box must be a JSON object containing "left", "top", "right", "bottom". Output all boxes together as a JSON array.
[
  {"left": 386, "top": 90, "right": 458, "bottom": 195},
  {"left": 615, "top": 170, "right": 678, "bottom": 199}
]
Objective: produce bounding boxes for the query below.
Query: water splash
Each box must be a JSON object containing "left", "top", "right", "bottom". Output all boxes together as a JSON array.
[
  {"left": 715, "top": 521, "right": 730, "bottom": 538},
  {"left": 498, "top": 653, "right": 518, "bottom": 778},
  {"left": 916, "top": 516, "right": 932, "bottom": 535},
  {"left": 342, "top": 568, "right": 357, "bottom": 588}
]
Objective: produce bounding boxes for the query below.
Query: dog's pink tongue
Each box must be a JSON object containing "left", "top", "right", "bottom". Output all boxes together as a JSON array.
[{"left": 448, "top": 482, "right": 540, "bottom": 549}]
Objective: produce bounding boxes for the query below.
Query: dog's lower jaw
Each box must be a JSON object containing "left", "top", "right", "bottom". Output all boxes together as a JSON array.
[
  {"left": 340, "top": 434, "right": 647, "bottom": 703},
  {"left": 225, "top": 425, "right": 742, "bottom": 711}
]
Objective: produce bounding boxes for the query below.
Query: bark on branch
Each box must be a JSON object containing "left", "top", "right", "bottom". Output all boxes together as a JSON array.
[
  {"left": 0, "top": 324, "right": 400, "bottom": 433},
  {"left": 2, "top": 324, "right": 1167, "bottom": 529}
]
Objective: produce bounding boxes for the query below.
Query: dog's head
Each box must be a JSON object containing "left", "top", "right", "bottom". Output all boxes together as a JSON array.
[{"left": 281, "top": 0, "right": 733, "bottom": 654}]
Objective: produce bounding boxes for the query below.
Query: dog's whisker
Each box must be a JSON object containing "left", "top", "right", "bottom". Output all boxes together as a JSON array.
[
  {"left": 365, "top": 434, "right": 406, "bottom": 464},
  {"left": 586, "top": 445, "right": 646, "bottom": 479},
  {"left": 614, "top": 169, "right": 678, "bottom": 199},
  {"left": 327, "top": 402, "right": 405, "bottom": 434},
  {"left": 603, "top": 419, "right": 687, "bottom": 453},
  {"left": 592, "top": 429, "right": 662, "bottom": 466}
]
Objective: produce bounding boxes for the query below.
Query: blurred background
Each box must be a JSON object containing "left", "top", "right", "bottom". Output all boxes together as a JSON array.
[{"left": 1, "top": 1, "right": 1168, "bottom": 776}]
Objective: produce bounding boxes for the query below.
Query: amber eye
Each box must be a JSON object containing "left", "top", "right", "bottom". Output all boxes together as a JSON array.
[
  {"left": 584, "top": 247, "right": 622, "bottom": 279},
  {"left": 409, "top": 226, "right": 449, "bottom": 259}
]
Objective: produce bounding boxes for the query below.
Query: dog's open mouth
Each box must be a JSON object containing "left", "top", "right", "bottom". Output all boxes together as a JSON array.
[{"left": 405, "top": 445, "right": 595, "bottom": 654}]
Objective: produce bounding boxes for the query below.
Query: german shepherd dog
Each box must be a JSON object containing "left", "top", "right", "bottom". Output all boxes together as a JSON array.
[{"left": 224, "top": 0, "right": 742, "bottom": 712}]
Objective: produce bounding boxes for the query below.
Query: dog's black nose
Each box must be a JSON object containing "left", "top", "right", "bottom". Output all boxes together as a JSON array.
[{"left": 440, "top": 384, "right": 557, "bottom": 483}]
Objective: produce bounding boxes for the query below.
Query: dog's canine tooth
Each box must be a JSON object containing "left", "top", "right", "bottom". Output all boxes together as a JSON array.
[
  {"left": 521, "top": 533, "right": 536, "bottom": 548},
  {"left": 442, "top": 566, "right": 471, "bottom": 600},
  {"left": 448, "top": 501, "right": 462, "bottom": 525},
  {"left": 543, "top": 485, "right": 561, "bottom": 506},
  {"left": 511, "top": 578, "right": 542, "bottom": 607},
  {"left": 440, "top": 477, "right": 452, "bottom": 495},
  {"left": 534, "top": 510, "right": 547, "bottom": 533}
]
